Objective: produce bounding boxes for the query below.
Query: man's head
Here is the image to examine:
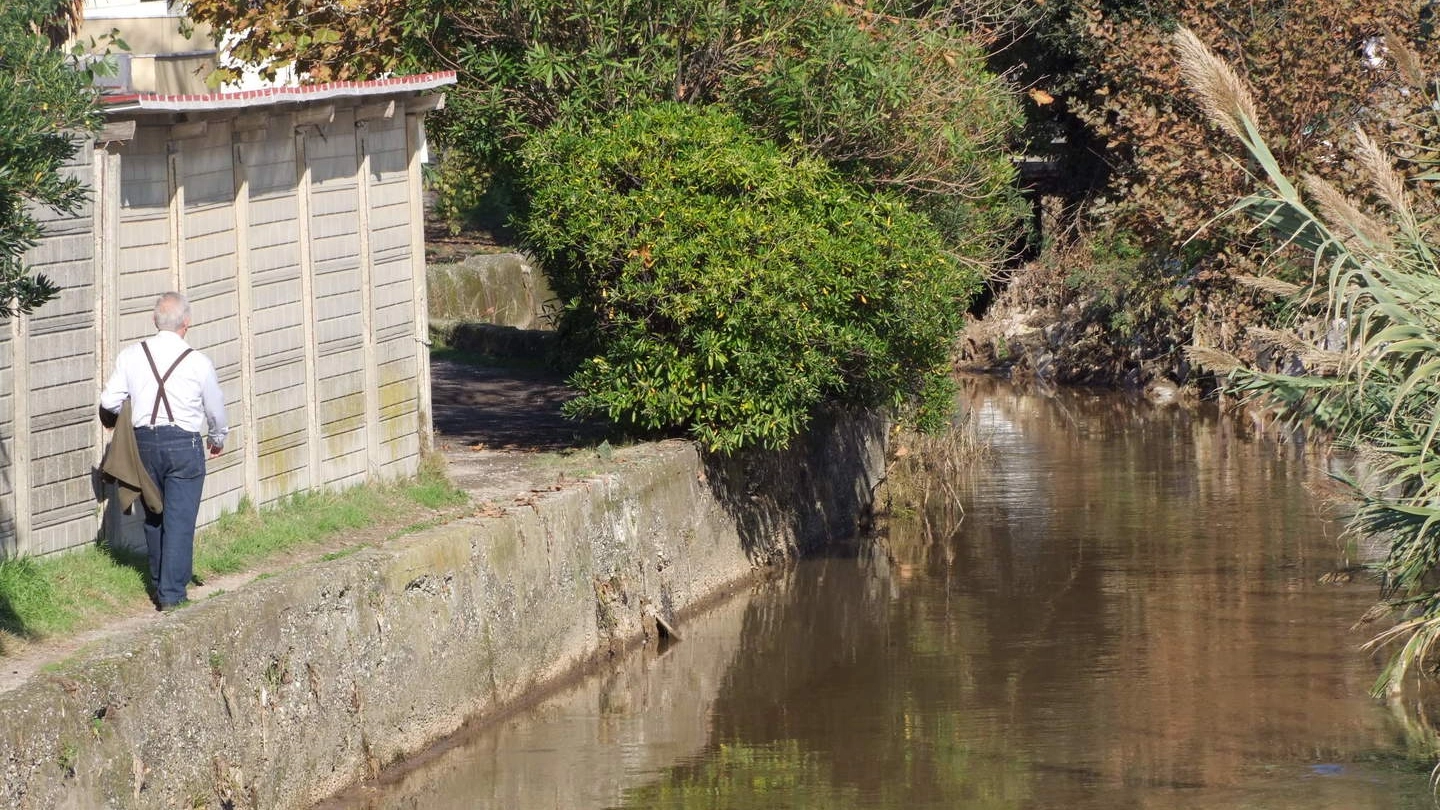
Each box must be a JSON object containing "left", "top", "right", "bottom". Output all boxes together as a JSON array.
[{"left": 153, "top": 292, "right": 191, "bottom": 333}]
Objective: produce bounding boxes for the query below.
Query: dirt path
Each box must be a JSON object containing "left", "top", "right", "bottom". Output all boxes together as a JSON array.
[{"left": 0, "top": 357, "right": 613, "bottom": 695}]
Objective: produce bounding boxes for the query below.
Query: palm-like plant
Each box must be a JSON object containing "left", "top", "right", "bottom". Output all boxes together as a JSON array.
[{"left": 1175, "top": 27, "right": 1440, "bottom": 695}]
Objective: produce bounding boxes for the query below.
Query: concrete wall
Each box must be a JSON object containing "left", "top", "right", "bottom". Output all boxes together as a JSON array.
[
  {"left": 0, "top": 412, "right": 886, "bottom": 809},
  {"left": 324, "top": 572, "right": 761, "bottom": 809},
  {"left": 78, "top": 2, "right": 218, "bottom": 96},
  {"left": 1, "top": 148, "right": 102, "bottom": 557},
  {"left": 427, "top": 253, "right": 556, "bottom": 329}
]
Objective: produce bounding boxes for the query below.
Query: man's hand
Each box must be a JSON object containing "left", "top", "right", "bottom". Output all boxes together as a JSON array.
[{"left": 207, "top": 441, "right": 223, "bottom": 459}]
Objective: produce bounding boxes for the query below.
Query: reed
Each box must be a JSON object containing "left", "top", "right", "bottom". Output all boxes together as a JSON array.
[{"left": 1176, "top": 26, "right": 1440, "bottom": 695}]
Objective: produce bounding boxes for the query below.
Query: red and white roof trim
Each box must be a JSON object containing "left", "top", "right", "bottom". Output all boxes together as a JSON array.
[{"left": 105, "top": 71, "right": 457, "bottom": 113}]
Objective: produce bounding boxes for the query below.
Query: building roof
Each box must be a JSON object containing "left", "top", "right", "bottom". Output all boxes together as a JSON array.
[{"left": 104, "top": 71, "right": 457, "bottom": 114}]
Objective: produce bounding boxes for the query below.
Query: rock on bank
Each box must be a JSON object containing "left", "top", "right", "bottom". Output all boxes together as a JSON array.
[{"left": 0, "top": 413, "right": 885, "bottom": 809}]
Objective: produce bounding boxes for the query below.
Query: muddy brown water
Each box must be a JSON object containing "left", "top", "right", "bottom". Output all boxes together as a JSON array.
[{"left": 318, "top": 379, "right": 1439, "bottom": 809}]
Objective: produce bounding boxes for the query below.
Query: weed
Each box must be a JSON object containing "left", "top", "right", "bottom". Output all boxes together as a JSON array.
[
  {"left": 262, "top": 653, "right": 290, "bottom": 689},
  {"left": 0, "top": 550, "right": 146, "bottom": 639},
  {"left": 386, "top": 522, "right": 439, "bottom": 541},
  {"left": 89, "top": 714, "right": 104, "bottom": 738},
  {"left": 403, "top": 477, "right": 468, "bottom": 510},
  {"left": 56, "top": 741, "right": 77, "bottom": 777},
  {"left": 320, "top": 547, "right": 363, "bottom": 562}
]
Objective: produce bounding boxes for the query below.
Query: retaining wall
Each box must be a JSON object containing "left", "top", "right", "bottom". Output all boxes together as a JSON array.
[
  {"left": 0, "top": 411, "right": 885, "bottom": 809},
  {"left": 426, "top": 253, "right": 556, "bottom": 330}
]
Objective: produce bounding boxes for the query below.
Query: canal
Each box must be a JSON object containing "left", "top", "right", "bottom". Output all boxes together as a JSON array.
[{"left": 318, "top": 378, "right": 1438, "bottom": 808}]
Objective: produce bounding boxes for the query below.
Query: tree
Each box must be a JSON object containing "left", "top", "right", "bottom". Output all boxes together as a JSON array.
[
  {"left": 186, "top": 1, "right": 1026, "bottom": 445},
  {"left": 185, "top": 0, "right": 1027, "bottom": 269},
  {"left": 1068, "top": 1, "right": 1432, "bottom": 250},
  {"left": 955, "top": 0, "right": 1440, "bottom": 388},
  {"left": 0, "top": 0, "right": 99, "bottom": 318}
]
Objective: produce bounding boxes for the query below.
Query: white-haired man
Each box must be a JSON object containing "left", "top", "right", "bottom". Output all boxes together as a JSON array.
[{"left": 100, "top": 292, "right": 228, "bottom": 611}]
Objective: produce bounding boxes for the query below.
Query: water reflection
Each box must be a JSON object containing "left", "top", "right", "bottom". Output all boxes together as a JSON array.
[
  {"left": 319, "top": 379, "right": 1438, "bottom": 809},
  {"left": 315, "top": 588, "right": 758, "bottom": 810}
]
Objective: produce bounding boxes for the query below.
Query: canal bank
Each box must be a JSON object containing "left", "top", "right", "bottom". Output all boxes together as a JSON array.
[
  {"left": 327, "top": 379, "right": 1440, "bottom": 810},
  {"left": 0, "top": 361, "right": 887, "bottom": 809}
]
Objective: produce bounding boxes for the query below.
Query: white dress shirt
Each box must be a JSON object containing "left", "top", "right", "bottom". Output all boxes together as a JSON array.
[{"left": 100, "top": 330, "right": 229, "bottom": 447}]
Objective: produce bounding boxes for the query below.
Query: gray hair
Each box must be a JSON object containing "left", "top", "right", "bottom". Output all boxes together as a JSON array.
[{"left": 153, "top": 292, "right": 191, "bottom": 332}]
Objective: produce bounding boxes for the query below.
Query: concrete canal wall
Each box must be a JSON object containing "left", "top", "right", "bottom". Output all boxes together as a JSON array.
[{"left": 0, "top": 412, "right": 886, "bottom": 809}]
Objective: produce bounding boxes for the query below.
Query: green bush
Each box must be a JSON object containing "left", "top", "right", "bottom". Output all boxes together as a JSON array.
[
  {"left": 0, "top": 0, "right": 100, "bottom": 318},
  {"left": 520, "top": 103, "right": 981, "bottom": 453},
  {"left": 719, "top": 2, "right": 1026, "bottom": 264}
]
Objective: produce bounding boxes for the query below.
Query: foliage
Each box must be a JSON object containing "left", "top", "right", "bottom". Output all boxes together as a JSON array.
[
  {"left": 1175, "top": 27, "right": 1440, "bottom": 696},
  {"left": 998, "top": 0, "right": 1436, "bottom": 247},
  {"left": 713, "top": 2, "right": 1025, "bottom": 260},
  {"left": 0, "top": 547, "right": 145, "bottom": 640},
  {"left": 186, "top": 0, "right": 429, "bottom": 85},
  {"left": 425, "top": 149, "right": 513, "bottom": 237},
  {"left": 0, "top": 0, "right": 100, "bottom": 318},
  {"left": 196, "top": 462, "right": 466, "bottom": 575},
  {"left": 1049, "top": 227, "right": 1195, "bottom": 383},
  {"left": 965, "top": 0, "right": 1440, "bottom": 387},
  {"left": 185, "top": 0, "right": 1026, "bottom": 268},
  {"left": 1137, "top": 4, "right": 1425, "bottom": 240},
  {"left": 520, "top": 103, "right": 981, "bottom": 452},
  {"left": 967, "top": 204, "right": 1234, "bottom": 386}
]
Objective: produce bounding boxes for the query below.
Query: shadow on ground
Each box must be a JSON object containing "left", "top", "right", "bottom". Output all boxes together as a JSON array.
[
  {"left": 430, "top": 354, "right": 885, "bottom": 557},
  {"left": 430, "top": 358, "right": 614, "bottom": 452},
  {"left": 0, "top": 541, "right": 150, "bottom": 649}
]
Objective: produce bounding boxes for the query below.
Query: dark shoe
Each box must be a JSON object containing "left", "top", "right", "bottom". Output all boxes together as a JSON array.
[{"left": 158, "top": 599, "right": 190, "bottom": 613}]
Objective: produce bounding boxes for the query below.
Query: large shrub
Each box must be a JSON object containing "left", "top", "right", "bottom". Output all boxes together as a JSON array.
[
  {"left": 984, "top": 0, "right": 1434, "bottom": 245},
  {"left": 1078, "top": 1, "right": 1431, "bottom": 248},
  {"left": 718, "top": 2, "right": 1025, "bottom": 266},
  {"left": 521, "top": 103, "right": 980, "bottom": 452}
]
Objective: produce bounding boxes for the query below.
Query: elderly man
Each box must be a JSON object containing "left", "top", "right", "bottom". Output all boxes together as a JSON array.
[{"left": 100, "top": 292, "right": 228, "bottom": 612}]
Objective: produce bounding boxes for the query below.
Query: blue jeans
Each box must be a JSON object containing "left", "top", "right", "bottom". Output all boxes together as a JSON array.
[{"left": 135, "top": 425, "right": 206, "bottom": 607}]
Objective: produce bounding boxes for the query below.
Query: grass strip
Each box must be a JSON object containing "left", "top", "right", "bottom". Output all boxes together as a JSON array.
[
  {"left": 0, "top": 461, "right": 468, "bottom": 651},
  {"left": 0, "top": 548, "right": 148, "bottom": 640}
]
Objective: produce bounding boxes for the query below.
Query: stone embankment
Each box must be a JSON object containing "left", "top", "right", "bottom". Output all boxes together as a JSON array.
[
  {"left": 0, "top": 410, "right": 886, "bottom": 809},
  {"left": 1, "top": 252, "right": 888, "bottom": 808}
]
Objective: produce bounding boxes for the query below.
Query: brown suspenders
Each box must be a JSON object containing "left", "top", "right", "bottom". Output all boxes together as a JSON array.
[{"left": 141, "top": 342, "right": 193, "bottom": 426}]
